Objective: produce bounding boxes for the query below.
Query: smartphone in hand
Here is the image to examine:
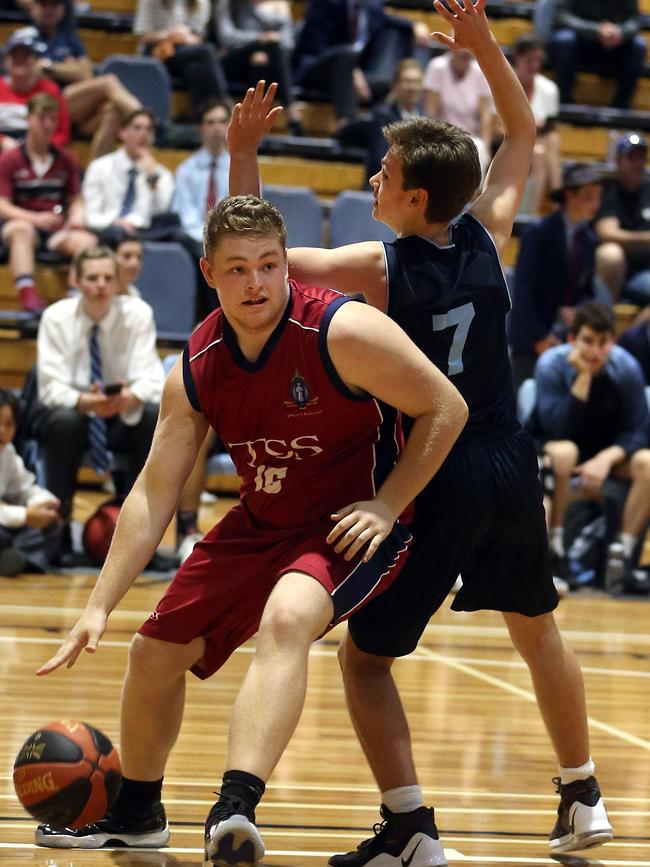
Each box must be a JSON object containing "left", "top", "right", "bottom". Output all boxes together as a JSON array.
[{"left": 103, "top": 382, "right": 122, "bottom": 396}]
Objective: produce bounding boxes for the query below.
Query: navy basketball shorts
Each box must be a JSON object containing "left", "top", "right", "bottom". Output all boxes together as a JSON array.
[
  {"left": 139, "top": 503, "right": 411, "bottom": 679},
  {"left": 348, "top": 428, "right": 559, "bottom": 658}
]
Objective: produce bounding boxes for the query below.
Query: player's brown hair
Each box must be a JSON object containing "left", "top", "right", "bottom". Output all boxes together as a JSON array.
[
  {"left": 203, "top": 195, "right": 287, "bottom": 258},
  {"left": 383, "top": 116, "right": 482, "bottom": 224}
]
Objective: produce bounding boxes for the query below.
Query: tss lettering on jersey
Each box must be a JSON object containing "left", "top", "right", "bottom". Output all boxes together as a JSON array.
[
  {"left": 228, "top": 435, "right": 323, "bottom": 467},
  {"left": 432, "top": 302, "right": 476, "bottom": 375}
]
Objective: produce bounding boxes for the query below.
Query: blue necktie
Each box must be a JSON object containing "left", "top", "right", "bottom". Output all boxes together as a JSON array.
[
  {"left": 88, "top": 324, "right": 112, "bottom": 475},
  {"left": 119, "top": 167, "right": 138, "bottom": 217}
]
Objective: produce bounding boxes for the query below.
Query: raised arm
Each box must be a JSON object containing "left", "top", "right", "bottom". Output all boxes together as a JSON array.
[
  {"left": 36, "top": 359, "right": 209, "bottom": 675},
  {"left": 326, "top": 301, "right": 468, "bottom": 560},
  {"left": 430, "top": 0, "right": 536, "bottom": 254},
  {"left": 288, "top": 242, "right": 388, "bottom": 309},
  {"left": 228, "top": 80, "right": 283, "bottom": 197}
]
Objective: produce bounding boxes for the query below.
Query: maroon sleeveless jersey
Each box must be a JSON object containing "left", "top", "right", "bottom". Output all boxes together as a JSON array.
[{"left": 183, "top": 281, "right": 403, "bottom": 531}]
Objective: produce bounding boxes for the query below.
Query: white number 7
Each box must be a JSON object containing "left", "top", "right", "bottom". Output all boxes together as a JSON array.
[{"left": 432, "top": 302, "right": 475, "bottom": 376}]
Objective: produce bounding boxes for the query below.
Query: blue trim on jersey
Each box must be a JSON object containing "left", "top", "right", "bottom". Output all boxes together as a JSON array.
[
  {"left": 318, "top": 295, "right": 371, "bottom": 402},
  {"left": 182, "top": 347, "right": 201, "bottom": 413},
  {"left": 223, "top": 285, "right": 293, "bottom": 372},
  {"left": 331, "top": 521, "right": 412, "bottom": 622}
]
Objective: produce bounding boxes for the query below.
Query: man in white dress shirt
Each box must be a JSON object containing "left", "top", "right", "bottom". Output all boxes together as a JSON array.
[
  {"left": 81, "top": 109, "right": 174, "bottom": 245},
  {"left": 32, "top": 244, "right": 163, "bottom": 540}
]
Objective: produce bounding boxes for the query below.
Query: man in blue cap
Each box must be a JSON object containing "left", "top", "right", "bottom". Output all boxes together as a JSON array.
[{"left": 595, "top": 131, "right": 650, "bottom": 305}]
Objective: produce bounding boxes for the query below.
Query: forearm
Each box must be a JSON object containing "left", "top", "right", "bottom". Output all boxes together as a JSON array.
[
  {"left": 0, "top": 201, "right": 41, "bottom": 223},
  {"left": 593, "top": 444, "right": 626, "bottom": 469},
  {"left": 376, "top": 405, "right": 467, "bottom": 517},
  {"left": 571, "top": 371, "right": 592, "bottom": 402},
  {"left": 229, "top": 151, "right": 261, "bottom": 197},
  {"left": 473, "top": 32, "right": 535, "bottom": 142}
]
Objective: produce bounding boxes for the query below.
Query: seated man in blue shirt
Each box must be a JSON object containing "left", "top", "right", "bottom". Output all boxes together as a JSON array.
[
  {"left": 29, "top": 0, "right": 141, "bottom": 160},
  {"left": 533, "top": 301, "right": 650, "bottom": 590}
]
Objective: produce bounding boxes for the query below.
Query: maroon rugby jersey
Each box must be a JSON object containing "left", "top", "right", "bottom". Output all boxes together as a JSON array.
[{"left": 183, "top": 281, "right": 404, "bottom": 530}]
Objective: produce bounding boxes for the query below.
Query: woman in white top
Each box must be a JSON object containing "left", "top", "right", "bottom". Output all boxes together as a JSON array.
[
  {"left": 513, "top": 32, "right": 562, "bottom": 213},
  {"left": 134, "top": 0, "right": 230, "bottom": 118},
  {"left": 422, "top": 48, "right": 494, "bottom": 173}
]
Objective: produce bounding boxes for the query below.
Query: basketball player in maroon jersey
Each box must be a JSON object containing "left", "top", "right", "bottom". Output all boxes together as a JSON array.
[{"left": 34, "top": 195, "right": 467, "bottom": 864}]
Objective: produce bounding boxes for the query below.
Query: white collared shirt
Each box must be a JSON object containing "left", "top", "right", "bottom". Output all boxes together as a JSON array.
[
  {"left": 37, "top": 294, "right": 164, "bottom": 425},
  {"left": 0, "top": 443, "right": 54, "bottom": 528},
  {"left": 82, "top": 147, "right": 174, "bottom": 230}
]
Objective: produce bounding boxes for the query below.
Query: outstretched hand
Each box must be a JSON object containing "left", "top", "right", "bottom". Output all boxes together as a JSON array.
[
  {"left": 227, "top": 80, "right": 284, "bottom": 155},
  {"left": 35, "top": 607, "right": 108, "bottom": 676},
  {"left": 430, "top": 0, "right": 491, "bottom": 53}
]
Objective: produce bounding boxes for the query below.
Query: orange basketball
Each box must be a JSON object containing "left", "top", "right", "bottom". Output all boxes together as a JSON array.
[
  {"left": 82, "top": 502, "right": 121, "bottom": 566},
  {"left": 13, "top": 721, "right": 122, "bottom": 829}
]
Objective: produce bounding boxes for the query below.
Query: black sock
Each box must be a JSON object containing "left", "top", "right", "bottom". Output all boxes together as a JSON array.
[
  {"left": 220, "top": 770, "right": 265, "bottom": 813},
  {"left": 113, "top": 776, "right": 164, "bottom": 819},
  {"left": 177, "top": 510, "right": 198, "bottom": 542}
]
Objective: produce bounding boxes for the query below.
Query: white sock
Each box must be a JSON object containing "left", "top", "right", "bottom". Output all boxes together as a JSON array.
[
  {"left": 561, "top": 757, "right": 595, "bottom": 785},
  {"left": 619, "top": 532, "right": 636, "bottom": 561},
  {"left": 550, "top": 526, "right": 564, "bottom": 558},
  {"left": 382, "top": 785, "right": 424, "bottom": 813}
]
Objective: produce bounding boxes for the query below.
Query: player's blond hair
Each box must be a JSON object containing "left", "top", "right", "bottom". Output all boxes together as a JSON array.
[{"left": 204, "top": 195, "right": 287, "bottom": 258}]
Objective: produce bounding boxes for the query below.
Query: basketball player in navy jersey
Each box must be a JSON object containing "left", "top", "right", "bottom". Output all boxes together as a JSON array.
[
  {"left": 33, "top": 196, "right": 467, "bottom": 864},
  {"left": 228, "top": 2, "right": 612, "bottom": 863}
]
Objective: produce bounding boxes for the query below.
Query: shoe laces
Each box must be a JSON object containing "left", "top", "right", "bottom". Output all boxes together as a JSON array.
[
  {"left": 357, "top": 805, "right": 392, "bottom": 851},
  {"left": 552, "top": 776, "right": 562, "bottom": 794},
  {"left": 206, "top": 791, "right": 254, "bottom": 828}
]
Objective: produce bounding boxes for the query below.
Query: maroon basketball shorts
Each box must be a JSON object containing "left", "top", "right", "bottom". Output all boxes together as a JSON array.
[{"left": 139, "top": 503, "right": 411, "bottom": 679}]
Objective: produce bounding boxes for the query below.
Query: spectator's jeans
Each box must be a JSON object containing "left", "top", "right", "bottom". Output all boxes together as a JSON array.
[
  {"left": 0, "top": 523, "right": 62, "bottom": 572},
  {"left": 550, "top": 29, "right": 647, "bottom": 109},
  {"left": 32, "top": 402, "right": 158, "bottom": 519},
  {"left": 625, "top": 269, "right": 650, "bottom": 306}
]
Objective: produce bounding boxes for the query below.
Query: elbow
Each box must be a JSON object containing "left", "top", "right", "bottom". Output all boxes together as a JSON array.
[{"left": 450, "top": 393, "right": 469, "bottom": 437}]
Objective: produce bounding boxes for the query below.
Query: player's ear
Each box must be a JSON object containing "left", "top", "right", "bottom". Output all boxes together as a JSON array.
[
  {"left": 199, "top": 256, "right": 217, "bottom": 288},
  {"left": 409, "top": 187, "right": 427, "bottom": 209}
]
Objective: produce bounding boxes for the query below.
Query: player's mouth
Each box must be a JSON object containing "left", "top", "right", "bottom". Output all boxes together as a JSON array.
[{"left": 243, "top": 297, "right": 267, "bottom": 306}]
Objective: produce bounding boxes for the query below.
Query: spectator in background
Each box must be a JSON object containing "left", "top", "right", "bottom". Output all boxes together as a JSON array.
[
  {"left": 32, "top": 245, "right": 163, "bottom": 559},
  {"left": 82, "top": 109, "right": 174, "bottom": 246},
  {"left": 0, "top": 387, "right": 61, "bottom": 576},
  {"left": 214, "top": 0, "right": 303, "bottom": 135},
  {"left": 512, "top": 33, "right": 562, "bottom": 213},
  {"left": 0, "top": 27, "right": 70, "bottom": 147},
  {"left": 550, "top": 0, "right": 646, "bottom": 110},
  {"left": 595, "top": 131, "right": 650, "bottom": 305},
  {"left": 29, "top": 0, "right": 142, "bottom": 160},
  {"left": 0, "top": 93, "right": 95, "bottom": 312},
  {"left": 509, "top": 163, "right": 605, "bottom": 388},
  {"left": 619, "top": 317, "right": 650, "bottom": 383},
  {"left": 365, "top": 58, "right": 423, "bottom": 180},
  {"left": 532, "top": 302, "right": 650, "bottom": 590},
  {"left": 115, "top": 236, "right": 144, "bottom": 297},
  {"left": 173, "top": 99, "right": 229, "bottom": 316},
  {"left": 134, "top": 0, "right": 230, "bottom": 119},
  {"left": 422, "top": 47, "right": 493, "bottom": 174},
  {"left": 294, "top": 0, "right": 429, "bottom": 130}
]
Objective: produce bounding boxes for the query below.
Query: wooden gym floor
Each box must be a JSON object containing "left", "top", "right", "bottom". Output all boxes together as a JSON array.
[{"left": 0, "top": 492, "right": 649, "bottom": 866}]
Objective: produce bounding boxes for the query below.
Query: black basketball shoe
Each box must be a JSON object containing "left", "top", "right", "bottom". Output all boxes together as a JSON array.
[
  {"left": 328, "top": 804, "right": 447, "bottom": 867},
  {"left": 549, "top": 776, "right": 613, "bottom": 853},
  {"left": 34, "top": 804, "right": 170, "bottom": 849},
  {"left": 204, "top": 793, "right": 265, "bottom": 865}
]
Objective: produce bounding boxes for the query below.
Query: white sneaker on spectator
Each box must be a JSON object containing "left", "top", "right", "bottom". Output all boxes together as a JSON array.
[
  {"left": 553, "top": 576, "right": 569, "bottom": 597},
  {"left": 178, "top": 532, "right": 204, "bottom": 564}
]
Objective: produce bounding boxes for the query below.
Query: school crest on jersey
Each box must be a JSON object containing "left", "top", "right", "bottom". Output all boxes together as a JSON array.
[{"left": 285, "top": 369, "right": 319, "bottom": 410}]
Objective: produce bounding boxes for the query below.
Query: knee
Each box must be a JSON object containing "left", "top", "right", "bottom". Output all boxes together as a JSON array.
[
  {"left": 551, "top": 29, "right": 577, "bottom": 52},
  {"left": 632, "top": 35, "right": 647, "bottom": 62},
  {"left": 259, "top": 600, "right": 309, "bottom": 647},
  {"left": 596, "top": 242, "right": 626, "bottom": 271},
  {"left": 127, "top": 633, "right": 184, "bottom": 682},
  {"left": 3, "top": 219, "right": 36, "bottom": 243},
  {"left": 505, "top": 611, "right": 559, "bottom": 661},
  {"left": 40, "top": 407, "right": 86, "bottom": 443},
  {"left": 630, "top": 449, "right": 650, "bottom": 482},
  {"left": 544, "top": 440, "right": 579, "bottom": 476}
]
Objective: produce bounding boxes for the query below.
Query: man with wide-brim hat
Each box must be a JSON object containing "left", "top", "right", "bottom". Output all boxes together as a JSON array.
[
  {"left": 509, "top": 161, "right": 606, "bottom": 386},
  {"left": 595, "top": 130, "right": 650, "bottom": 305}
]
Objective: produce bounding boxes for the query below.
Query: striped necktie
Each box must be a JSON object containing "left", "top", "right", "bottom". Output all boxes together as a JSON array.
[{"left": 88, "top": 323, "right": 112, "bottom": 475}]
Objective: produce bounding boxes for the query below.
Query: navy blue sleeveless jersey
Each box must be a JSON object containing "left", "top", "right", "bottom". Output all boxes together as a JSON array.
[{"left": 384, "top": 212, "right": 518, "bottom": 446}]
